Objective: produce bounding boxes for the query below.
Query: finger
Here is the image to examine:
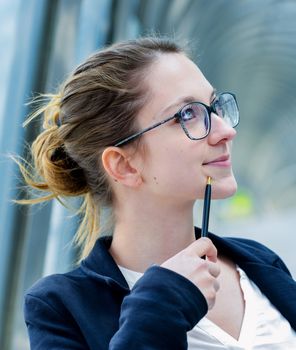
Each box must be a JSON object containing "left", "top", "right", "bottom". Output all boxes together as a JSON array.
[
  {"left": 213, "top": 279, "right": 220, "bottom": 292},
  {"left": 208, "top": 261, "right": 220, "bottom": 278},
  {"left": 189, "top": 238, "right": 218, "bottom": 262}
]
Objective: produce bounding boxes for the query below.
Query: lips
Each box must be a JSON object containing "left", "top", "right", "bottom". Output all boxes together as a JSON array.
[{"left": 203, "top": 154, "right": 231, "bottom": 166}]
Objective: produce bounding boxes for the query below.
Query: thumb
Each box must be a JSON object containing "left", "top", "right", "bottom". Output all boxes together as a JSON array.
[{"left": 188, "top": 237, "right": 218, "bottom": 262}]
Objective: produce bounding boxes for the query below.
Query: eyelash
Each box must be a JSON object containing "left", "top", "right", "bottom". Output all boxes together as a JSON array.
[
  {"left": 173, "top": 103, "right": 194, "bottom": 123},
  {"left": 172, "top": 95, "right": 217, "bottom": 124}
]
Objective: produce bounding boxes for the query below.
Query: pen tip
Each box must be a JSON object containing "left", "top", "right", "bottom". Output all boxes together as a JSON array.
[{"left": 207, "top": 176, "right": 212, "bottom": 185}]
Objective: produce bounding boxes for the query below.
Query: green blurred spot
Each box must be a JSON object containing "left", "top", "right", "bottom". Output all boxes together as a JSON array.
[{"left": 223, "top": 190, "right": 253, "bottom": 219}]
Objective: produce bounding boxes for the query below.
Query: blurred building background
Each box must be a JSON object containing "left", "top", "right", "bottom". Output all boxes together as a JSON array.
[{"left": 0, "top": 0, "right": 295, "bottom": 348}]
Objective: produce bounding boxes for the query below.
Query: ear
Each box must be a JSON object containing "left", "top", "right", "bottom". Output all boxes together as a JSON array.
[{"left": 101, "top": 147, "right": 143, "bottom": 188}]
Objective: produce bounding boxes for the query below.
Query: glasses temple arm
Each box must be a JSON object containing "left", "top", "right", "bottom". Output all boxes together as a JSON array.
[{"left": 114, "top": 114, "right": 177, "bottom": 146}]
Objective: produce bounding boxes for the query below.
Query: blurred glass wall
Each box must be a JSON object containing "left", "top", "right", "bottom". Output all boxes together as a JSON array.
[{"left": 0, "top": 0, "right": 295, "bottom": 349}]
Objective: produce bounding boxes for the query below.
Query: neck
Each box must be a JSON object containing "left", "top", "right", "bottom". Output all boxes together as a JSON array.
[{"left": 109, "top": 197, "right": 196, "bottom": 273}]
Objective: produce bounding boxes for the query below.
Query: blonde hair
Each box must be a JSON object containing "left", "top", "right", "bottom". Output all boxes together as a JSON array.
[{"left": 17, "top": 37, "right": 185, "bottom": 261}]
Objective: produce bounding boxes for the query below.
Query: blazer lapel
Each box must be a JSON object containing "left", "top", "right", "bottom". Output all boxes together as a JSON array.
[{"left": 202, "top": 229, "right": 296, "bottom": 331}]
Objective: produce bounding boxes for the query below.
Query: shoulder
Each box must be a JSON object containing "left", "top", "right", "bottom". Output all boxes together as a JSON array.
[
  {"left": 24, "top": 268, "right": 81, "bottom": 315},
  {"left": 224, "top": 236, "right": 276, "bottom": 253},
  {"left": 24, "top": 265, "right": 109, "bottom": 321},
  {"left": 23, "top": 267, "right": 110, "bottom": 348},
  {"left": 213, "top": 234, "right": 292, "bottom": 276},
  {"left": 26, "top": 266, "right": 88, "bottom": 301},
  {"left": 207, "top": 229, "right": 292, "bottom": 275}
]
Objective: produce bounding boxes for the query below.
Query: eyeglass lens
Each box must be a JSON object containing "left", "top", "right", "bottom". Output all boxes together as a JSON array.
[{"left": 180, "top": 93, "right": 238, "bottom": 139}]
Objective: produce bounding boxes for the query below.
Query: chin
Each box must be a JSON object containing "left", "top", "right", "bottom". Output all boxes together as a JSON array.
[{"left": 211, "top": 176, "right": 237, "bottom": 199}]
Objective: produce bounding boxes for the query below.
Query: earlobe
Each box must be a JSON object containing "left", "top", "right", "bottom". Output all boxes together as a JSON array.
[{"left": 101, "top": 147, "right": 143, "bottom": 188}]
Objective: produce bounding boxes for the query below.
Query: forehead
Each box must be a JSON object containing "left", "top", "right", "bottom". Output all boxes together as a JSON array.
[{"left": 141, "top": 53, "right": 213, "bottom": 121}]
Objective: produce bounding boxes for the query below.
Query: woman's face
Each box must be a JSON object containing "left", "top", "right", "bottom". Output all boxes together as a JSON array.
[{"left": 134, "top": 53, "right": 237, "bottom": 202}]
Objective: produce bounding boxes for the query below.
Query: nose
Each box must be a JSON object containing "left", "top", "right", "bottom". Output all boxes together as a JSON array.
[{"left": 207, "top": 113, "right": 237, "bottom": 145}]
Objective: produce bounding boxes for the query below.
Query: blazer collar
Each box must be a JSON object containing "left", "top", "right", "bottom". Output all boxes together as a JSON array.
[
  {"left": 81, "top": 235, "right": 130, "bottom": 292},
  {"left": 81, "top": 227, "right": 284, "bottom": 284},
  {"left": 81, "top": 228, "right": 296, "bottom": 329}
]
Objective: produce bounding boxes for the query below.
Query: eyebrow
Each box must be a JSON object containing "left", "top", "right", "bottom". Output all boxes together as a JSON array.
[{"left": 160, "top": 88, "right": 217, "bottom": 116}]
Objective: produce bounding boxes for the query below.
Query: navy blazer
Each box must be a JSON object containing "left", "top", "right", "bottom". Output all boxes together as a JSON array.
[{"left": 24, "top": 228, "right": 296, "bottom": 349}]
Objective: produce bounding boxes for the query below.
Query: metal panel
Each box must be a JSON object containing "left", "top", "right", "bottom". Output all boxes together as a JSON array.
[
  {"left": 0, "top": 0, "right": 57, "bottom": 347},
  {"left": 2, "top": 0, "right": 114, "bottom": 348}
]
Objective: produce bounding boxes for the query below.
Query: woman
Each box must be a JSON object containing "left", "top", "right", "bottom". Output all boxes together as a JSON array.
[{"left": 22, "top": 37, "right": 296, "bottom": 349}]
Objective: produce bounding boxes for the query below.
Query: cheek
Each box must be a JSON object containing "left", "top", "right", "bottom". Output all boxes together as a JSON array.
[
  {"left": 142, "top": 141, "right": 206, "bottom": 195},
  {"left": 144, "top": 145, "right": 180, "bottom": 179}
]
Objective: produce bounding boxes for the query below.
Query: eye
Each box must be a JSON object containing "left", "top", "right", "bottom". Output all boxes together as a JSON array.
[{"left": 181, "top": 106, "right": 196, "bottom": 121}]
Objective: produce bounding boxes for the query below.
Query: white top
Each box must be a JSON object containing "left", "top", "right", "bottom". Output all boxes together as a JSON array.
[{"left": 118, "top": 264, "right": 296, "bottom": 349}]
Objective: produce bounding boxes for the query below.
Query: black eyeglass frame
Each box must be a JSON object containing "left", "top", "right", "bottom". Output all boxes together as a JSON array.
[{"left": 114, "top": 92, "right": 239, "bottom": 147}]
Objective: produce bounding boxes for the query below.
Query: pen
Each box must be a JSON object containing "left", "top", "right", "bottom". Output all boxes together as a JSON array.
[{"left": 201, "top": 176, "right": 212, "bottom": 238}]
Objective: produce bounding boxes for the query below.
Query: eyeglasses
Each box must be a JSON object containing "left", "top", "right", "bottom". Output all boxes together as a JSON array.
[{"left": 114, "top": 92, "right": 239, "bottom": 147}]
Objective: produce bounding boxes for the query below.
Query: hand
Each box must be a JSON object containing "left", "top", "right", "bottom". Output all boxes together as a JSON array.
[{"left": 161, "top": 238, "right": 220, "bottom": 310}]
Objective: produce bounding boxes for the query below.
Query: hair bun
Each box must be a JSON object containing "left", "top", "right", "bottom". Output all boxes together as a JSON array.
[{"left": 50, "top": 146, "right": 88, "bottom": 194}]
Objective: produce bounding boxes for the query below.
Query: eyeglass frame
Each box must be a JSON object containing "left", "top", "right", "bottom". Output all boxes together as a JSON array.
[{"left": 114, "top": 92, "right": 239, "bottom": 147}]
